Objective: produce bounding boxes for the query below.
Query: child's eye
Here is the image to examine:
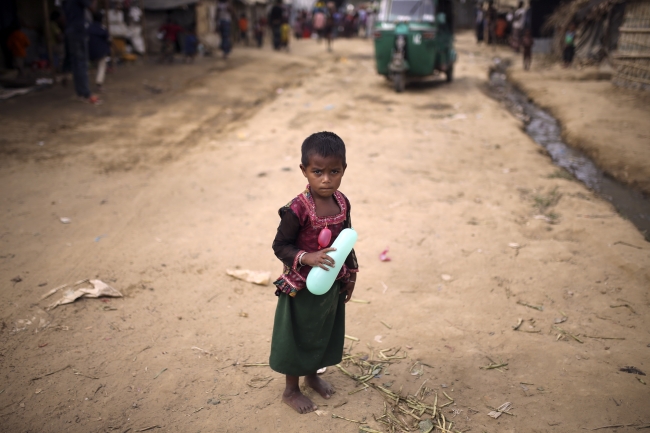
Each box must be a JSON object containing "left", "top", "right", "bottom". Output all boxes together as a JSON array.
[{"left": 313, "top": 170, "right": 322, "bottom": 175}]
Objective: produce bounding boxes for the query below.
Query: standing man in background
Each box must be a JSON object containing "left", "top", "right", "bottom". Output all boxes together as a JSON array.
[
  {"left": 63, "top": 0, "right": 101, "bottom": 104},
  {"left": 216, "top": 0, "right": 234, "bottom": 58},
  {"left": 511, "top": 1, "right": 526, "bottom": 52},
  {"left": 269, "top": 0, "right": 284, "bottom": 51}
]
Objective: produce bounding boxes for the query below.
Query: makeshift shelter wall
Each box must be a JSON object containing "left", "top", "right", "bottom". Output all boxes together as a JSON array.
[
  {"left": 7, "top": 0, "right": 56, "bottom": 66},
  {"left": 612, "top": 0, "right": 650, "bottom": 90},
  {"left": 196, "top": 0, "right": 219, "bottom": 49},
  {"left": 453, "top": 0, "right": 476, "bottom": 30}
]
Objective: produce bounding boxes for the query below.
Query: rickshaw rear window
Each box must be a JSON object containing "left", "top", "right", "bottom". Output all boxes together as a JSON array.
[{"left": 381, "top": 0, "right": 435, "bottom": 22}]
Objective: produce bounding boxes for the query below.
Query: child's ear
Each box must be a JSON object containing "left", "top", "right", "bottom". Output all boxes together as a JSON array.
[{"left": 300, "top": 164, "right": 307, "bottom": 177}]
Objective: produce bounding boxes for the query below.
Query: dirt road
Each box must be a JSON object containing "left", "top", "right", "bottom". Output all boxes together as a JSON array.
[{"left": 1, "top": 33, "right": 648, "bottom": 433}]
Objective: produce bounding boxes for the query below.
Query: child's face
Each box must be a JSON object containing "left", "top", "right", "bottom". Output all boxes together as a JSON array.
[{"left": 300, "top": 154, "right": 346, "bottom": 199}]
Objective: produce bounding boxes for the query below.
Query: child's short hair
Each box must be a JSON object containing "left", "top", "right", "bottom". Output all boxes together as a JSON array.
[{"left": 301, "top": 132, "right": 346, "bottom": 166}]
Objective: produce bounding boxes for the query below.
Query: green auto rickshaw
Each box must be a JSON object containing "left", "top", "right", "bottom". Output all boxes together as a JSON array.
[{"left": 373, "top": 0, "right": 456, "bottom": 92}]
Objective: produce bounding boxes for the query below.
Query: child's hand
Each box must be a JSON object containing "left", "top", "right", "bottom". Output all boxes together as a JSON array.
[
  {"left": 340, "top": 280, "right": 356, "bottom": 303},
  {"left": 302, "top": 248, "right": 336, "bottom": 270}
]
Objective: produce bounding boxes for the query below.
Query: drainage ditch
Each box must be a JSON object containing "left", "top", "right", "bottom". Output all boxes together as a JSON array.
[{"left": 488, "top": 58, "right": 650, "bottom": 241}]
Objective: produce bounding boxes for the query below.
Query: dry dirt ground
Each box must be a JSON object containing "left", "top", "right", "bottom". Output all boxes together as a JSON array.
[{"left": 0, "top": 32, "right": 649, "bottom": 433}]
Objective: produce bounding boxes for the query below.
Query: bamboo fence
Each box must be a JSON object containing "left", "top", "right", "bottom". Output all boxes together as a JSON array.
[{"left": 612, "top": 0, "right": 650, "bottom": 90}]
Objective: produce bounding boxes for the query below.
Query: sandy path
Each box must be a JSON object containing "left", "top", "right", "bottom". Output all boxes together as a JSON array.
[{"left": 0, "top": 34, "right": 648, "bottom": 433}]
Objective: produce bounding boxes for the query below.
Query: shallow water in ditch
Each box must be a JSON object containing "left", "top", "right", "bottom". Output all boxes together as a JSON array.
[{"left": 488, "top": 58, "right": 650, "bottom": 241}]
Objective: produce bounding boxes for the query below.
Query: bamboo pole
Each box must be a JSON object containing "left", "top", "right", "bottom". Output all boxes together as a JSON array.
[{"left": 43, "top": 0, "right": 55, "bottom": 76}]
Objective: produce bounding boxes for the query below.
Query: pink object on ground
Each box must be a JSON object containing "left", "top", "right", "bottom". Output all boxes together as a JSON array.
[{"left": 379, "top": 248, "right": 391, "bottom": 262}]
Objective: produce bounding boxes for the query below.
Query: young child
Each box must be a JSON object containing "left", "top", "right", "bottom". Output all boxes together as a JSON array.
[
  {"left": 7, "top": 21, "right": 30, "bottom": 77},
  {"left": 88, "top": 12, "right": 111, "bottom": 92},
  {"left": 254, "top": 18, "right": 265, "bottom": 48},
  {"left": 280, "top": 17, "right": 290, "bottom": 50},
  {"left": 563, "top": 22, "right": 576, "bottom": 68},
  {"left": 183, "top": 28, "right": 198, "bottom": 63},
  {"left": 522, "top": 28, "right": 533, "bottom": 71},
  {"left": 270, "top": 132, "right": 359, "bottom": 414},
  {"left": 238, "top": 13, "right": 248, "bottom": 45}
]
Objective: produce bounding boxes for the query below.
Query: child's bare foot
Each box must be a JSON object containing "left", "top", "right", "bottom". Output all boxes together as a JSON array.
[
  {"left": 282, "top": 388, "right": 317, "bottom": 414},
  {"left": 305, "top": 373, "right": 335, "bottom": 399}
]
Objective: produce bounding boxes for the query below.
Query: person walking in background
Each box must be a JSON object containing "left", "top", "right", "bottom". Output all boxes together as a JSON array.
[
  {"left": 324, "top": 3, "right": 335, "bottom": 52},
  {"left": 216, "top": 0, "right": 234, "bottom": 58},
  {"left": 238, "top": 13, "right": 248, "bottom": 45},
  {"left": 254, "top": 17, "right": 264, "bottom": 48},
  {"left": 183, "top": 26, "right": 198, "bottom": 62},
  {"left": 475, "top": 4, "right": 484, "bottom": 43},
  {"left": 7, "top": 21, "right": 29, "bottom": 78},
  {"left": 280, "top": 17, "right": 290, "bottom": 51},
  {"left": 62, "top": 0, "right": 101, "bottom": 104},
  {"left": 511, "top": 1, "right": 526, "bottom": 51},
  {"left": 313, "top": 3, "right": 326, "bottom": 43},
  {"left": 484, "top": 1, "right": 497, "bottom": 45},
  {"left": 159, "top": 16, "right": 182, "bottom": 63},
  {"left": 522, "top": 28, "right": 533, "bottom": 70},
  {"left": 269, "top": 0, "right": 284, "bottom": 50},
  {"left": 48, "top": 11, "right": 66, "bottom": 73},
  {"left": 563, "top": 22, "right": 576, "bottom": 68},
  {"left": 88, "top": 12, "right": 110, "bottom": 92}
]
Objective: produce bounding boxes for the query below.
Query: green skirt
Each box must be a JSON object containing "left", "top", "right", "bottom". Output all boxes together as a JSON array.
[{"left": 269, "top": 281, "right": 345, "bottom": 376}]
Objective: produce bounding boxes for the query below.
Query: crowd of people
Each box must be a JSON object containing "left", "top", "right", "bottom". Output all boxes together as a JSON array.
[
  {"left": 476, "top": 0, "right": 577, "bottom": 71},
  {"left": 2, "top": 0, "right": 117, "bottom": 105},
  {"left": 1, "top": 0, "right": 379, "bottom": 104}
]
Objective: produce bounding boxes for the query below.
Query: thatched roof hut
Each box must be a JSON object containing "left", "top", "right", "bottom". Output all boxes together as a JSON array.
[{"left": 544, "top": 0, "right": 626, "bottom": 63}]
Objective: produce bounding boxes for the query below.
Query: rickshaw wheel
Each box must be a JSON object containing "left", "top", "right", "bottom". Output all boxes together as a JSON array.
[
  {"left": 446, "top": 66, "right": 454, "bottom": 83},
  {"left": 393, "top": 73, "right": 405, "bottom": 93}
]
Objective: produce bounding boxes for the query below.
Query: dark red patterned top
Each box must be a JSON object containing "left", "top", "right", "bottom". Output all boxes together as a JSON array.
[{"left": 272, "top": 186, "right": 359, "bottom": 296}]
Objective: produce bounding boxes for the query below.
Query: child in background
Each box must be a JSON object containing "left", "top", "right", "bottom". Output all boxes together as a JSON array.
[
  {"left": 184, "top": 28, "right": 198, "bottom": 62},
  {"left": 88, "top": 12, "right": 111, "bottom": 92},
  {"left": 7, "top": 22, "right": 30, "bottom": 77},
  {"left": 254, "top": 18, "right": 264, "bottom": 48},
  {"left": 563, "top": 22, "right": 576, "bottom": 68},
  {"left": 270, "top": 132, "right": 359, "bottom": 414},
  {"left": 238, "top": 13, "right": 248, "bottom": 45},
  {"left": 522, "top": 28, "right": 533, "bottom": 71},
  {"left": 280, "top": 17, "right": 290, "bottom": 50}
]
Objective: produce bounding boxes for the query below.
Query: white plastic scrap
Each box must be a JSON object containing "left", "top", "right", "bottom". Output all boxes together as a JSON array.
[
  {"left": 487, "top": 402, "right": 512, "bottom": 419},
  {"left": 48, "top": 279, "right": 122, "bottom": 309}
]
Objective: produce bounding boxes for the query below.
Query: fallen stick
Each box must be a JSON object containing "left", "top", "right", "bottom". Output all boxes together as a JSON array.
[
  {"left": 332, "top": 414, "right": 366, "bottom": 424},
  {"left": 242, "top": 363, "right": 269, "bottom": 367},
  {"left": 135, "top": 426, "right": 161, "bottom": 432},
  {"left": 31, "top": 364, "right": 71, "bottom": 381},
  {"left": 153, "top": 368, "right": 167, "bottom": 379},
  {"left": 612, "top": 241, "right": 643, "bottom": 249},
  {"left": 581, "top": 335, "right": 625, "bottom": 341},
  {"left": 344, "top": 334, "right": 359, "bottom": 341},
  {"left": 191, "top": 346, "right": 213, "bottom": 355},
  {"left": 587, "top": 424, "right": 638, "bottom": 431},
  {"left": 553, "top": 326, "right": 584, "bottom": 344},
  {"left": 517, "top": 300, "right": 543, "bottom": 311}
]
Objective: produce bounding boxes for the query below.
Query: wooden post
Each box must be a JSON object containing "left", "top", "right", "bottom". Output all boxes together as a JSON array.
[
  {"left": 140, "top": 0, "right": 147, "bottom": 55},
  {"left": 43, "top": 0, "right": 55, "bottom": 76}
]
